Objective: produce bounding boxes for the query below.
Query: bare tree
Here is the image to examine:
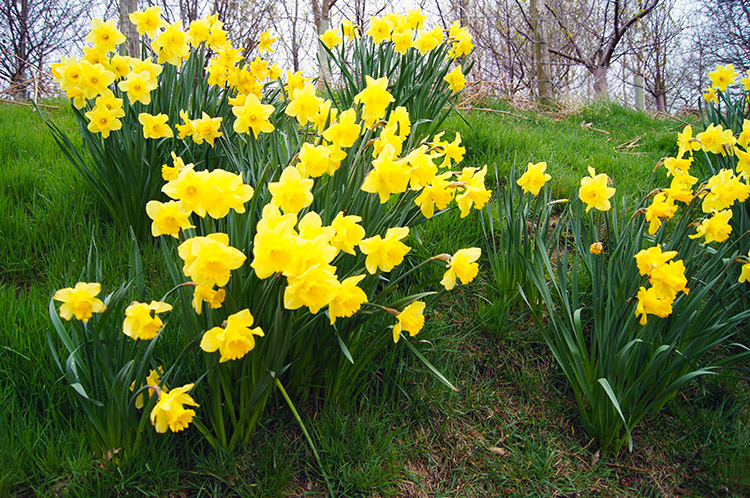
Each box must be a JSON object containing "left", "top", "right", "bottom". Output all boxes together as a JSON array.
[
  {"left": 216, "top": 0, "right": 275, "bottom": 52},
  {"left": 694, "top": 0, "right": 750, "bottom": 69},
  {"left": 544, "top": 0, "right": 660, "bottom": 98},
  {"left": 624, "top": 0, "right": 687, "bottom": 112},
  {"left": 466, "top": 0, "right": 534, "bottom": 97},
  {"left": 272, "top": 0, "right": 316, "bottom": 73},
  {"left": 0, "top": 0, "right": 91, "bottom": 99}
]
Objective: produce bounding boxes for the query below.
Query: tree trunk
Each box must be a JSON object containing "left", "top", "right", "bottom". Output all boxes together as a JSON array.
[
  {"left": 530, "top": 0, "right": 554, "bottom": 106},
  {"left": 654, "top": 93, "right": 666, "bottom": 113},
  {"left": 593, "top": 66, "right": 609, "bottom": 98},
  {"left": 119, "top": 0, "right": 140, "bottom": 57},
  {"left": 634, "top": 74, "right": 645, "bottom": 110},
  {"left": 12, "top": 0, "right": 30, "bottom": 99},
  {"left": 312, "top": 0, "right": 333, "bottom": 87}
]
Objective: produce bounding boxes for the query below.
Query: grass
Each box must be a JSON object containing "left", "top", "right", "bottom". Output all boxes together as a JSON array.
[
  {"left": 446, "top": 99, "right": 692, "bottom": 201},
  {"left": 1, "top": 99, "right": 748, "bottom": 497}
]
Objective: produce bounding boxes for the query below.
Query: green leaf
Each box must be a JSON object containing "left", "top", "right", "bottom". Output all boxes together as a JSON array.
[
  {"left": 597, "top": 378, "right": 632, "bottom": 451},
  {"left": 402, "top": 338, "right": 458, "bottom": 392},
  {"left": 70, "top": 382, "right": 104, "bottom": 407}
]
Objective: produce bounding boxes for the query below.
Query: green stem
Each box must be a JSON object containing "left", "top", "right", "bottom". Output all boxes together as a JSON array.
[{"left": 275, "top": 377, "right": 335, "bottom": 498}]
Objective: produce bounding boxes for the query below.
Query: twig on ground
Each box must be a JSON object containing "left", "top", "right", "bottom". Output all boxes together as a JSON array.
[
  {"left": 615, "top": 136, "right": 642, "bottom": 150},
  {"left": 580, "top": 121, "right": 611, "bottom": 134}
]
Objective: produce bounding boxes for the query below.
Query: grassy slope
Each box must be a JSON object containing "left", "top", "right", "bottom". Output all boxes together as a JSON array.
[
  {"left": 446, "top": 99, "right": 684, "bottom": 202},
  {"left": 1, "top": 100, "right": 748, "bottom": 497}
]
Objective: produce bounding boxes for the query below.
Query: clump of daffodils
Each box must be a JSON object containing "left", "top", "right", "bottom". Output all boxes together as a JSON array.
[{"left": 51, "top": 9, "right": 483, "bottom": 439}]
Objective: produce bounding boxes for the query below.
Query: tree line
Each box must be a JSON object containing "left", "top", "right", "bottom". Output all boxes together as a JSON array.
[{"left": 1, "top": 0, "right": 748, "bottom": 111}]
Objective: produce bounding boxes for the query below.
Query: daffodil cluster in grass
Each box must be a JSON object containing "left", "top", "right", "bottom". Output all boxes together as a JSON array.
[
  {"left": 47, "top": 238, "right": 206, "bottom": 459},
  {"left": 43, "top": 9, "right": 285, "bottom": 240},
  {"left": 47, "top": 9, "right": 482, "bottom": 451},
  {"left": 491, "top": 97, "right": 750, "bottom": 453},
  {"left": 43, "top": 8, "right": 475, "bottom": 247},
  {"left": 144, "top": 90, "right": 487, "bottom": 447}
]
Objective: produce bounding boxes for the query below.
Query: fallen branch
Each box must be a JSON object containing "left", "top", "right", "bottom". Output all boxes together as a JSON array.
[
  {"left": 580, "top": 121, "right": 610, "bottom": 134},
  {"left": 615, "top": 136, "right": 642, "bottom": 150}
]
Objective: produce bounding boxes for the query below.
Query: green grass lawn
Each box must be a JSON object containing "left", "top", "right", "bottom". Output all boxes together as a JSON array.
[
  {"left": 1, "top": 100, "right": 748, "bottom": 497},
  {"left": 447, "top": 99, "right": 688, "bottom": 202}
]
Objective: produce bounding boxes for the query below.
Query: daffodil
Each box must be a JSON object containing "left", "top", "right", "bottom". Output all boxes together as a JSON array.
[
  {"left": 454, "top": 166, "right": 492, "bottom": 217},
  {"left": 634, "top": 245, "right": 678, "bottom": 278},
  {"left": 328, "top": 275, "right": 368, "bottom": 324},
  {"left": 191, "top": 284, "right": 226, "bottom": 315},
  {"left": 414, "top": 172, "right": 455, "bottom": 218},
  {"left": 251, "top": 206, "right": 298, "bottom": 279},
  {"left": 85, "top": 104, "right": 122, "bottom": 138},
  {"left": 689, "top": 210, "right": 733, "bottom": 243},
  {"left": 178, "top": 233, "right": 247, "bottom": 288},
  {"left": 649, "top": 260, "right": 689, "bottom": 300},
  {"left": 322, "top": 108, "right": 361, "bottom": 148},
  {"left": 162, "top": 164, "right": 214, "bottom": 217},
  {"left": 151, "top": 21, "right": 190, "bottom": 66},
  {"left": 284, "top": 264, "right": 340, "bottom": 313},
  {"left": 139, "top": 113, "right": 174, "bottom": 139},
  {"left": 330, "top": 211, "right": 365, "bottom": 255},
  {"left": 676, "top": 125, "right": 701, "bottom": 157},
  {"left": 645, "top": 192, "right": 677, "bottom": 235},
  {"left": 634, "top": 286, "right": 674, "bottom": 325},
  {"left": 132, "top": 367, "right": 164, "bottom": 409},
  {"left": 187, "top": 17, "right": 212, "bottom": 46},
  {"left": 444, "top": 65, "right": 466, "bottom": 94},
  {"left": 129, "top": 6, "right": 165, "bottom": 38},
  {"left": 268, "top": 166, "right": 314, "bottom": 214},
  {"left": 392, "top": 29, "right": 414, "bottom": 54},
  {"left": 696, "top": 123, "right": 736, "bottom": 155},
  {"left": 359, "top": 226, "right": 411, "bottom": 274},
  {"left": 285, "top": 83, "right": 323, "bottom": 126},
  {"left": 708, "top": 63, "right": 738, "bottom": 92},
  {"left": 201, "top": 309, "right": 264, "bottom": 362},
  {"left": 440, "top": 247, "right": 481, "bottom": 290},
  {"left": 353, "top": 76, "right": 394, "bottom": 126},
  {"left": 701, "top": 168, "right": 750, "bottom": 212},
  {"left": 392, "top": 301, "right": 425, "bottom": 343},
  {"left": 579, "top": 166, "right": 616, "bottom": 212},
  {"left": 361, "top": 144, "right": 410, "bottom": 203},
  {"left": 258, "top": 30, "right": 277, "bottom": 53},
  {"left": 150, "top": 383, "right": 199, "bottom": 433},
  {"left": 517, "top": 161, "right": 551, "bottom": 195},
  {"left": 123, "top": 300, "right": 173, "bottom": 340},
  {"left": 53, "top": 282, "right": 106, "bottom": 322},
  {"left": 118, "top": 70, "right": 157, "bottom": 105},
  {"left": 78, "top": 61, "right": 116, "bottom": 99},
  {"left": 367, "top": 16, "right": 394, "bottom": 43},
  {"left": 739, "top": 252, "right": 750, "bottom": 283},
  {"left": 85, "top": 18, "right": 126, "bottom": 53},
  {"left": 298, "top": 143, "right": 331, "bottom": 178},
  {"left": 145, "top": 200, "right": 194, "bottom": 238},
  {"left": 190, "top": 112, "right": 223, "bottom": 147},
  {"left": 321, "top": 28, "right": 343, "bottom": 49}
]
